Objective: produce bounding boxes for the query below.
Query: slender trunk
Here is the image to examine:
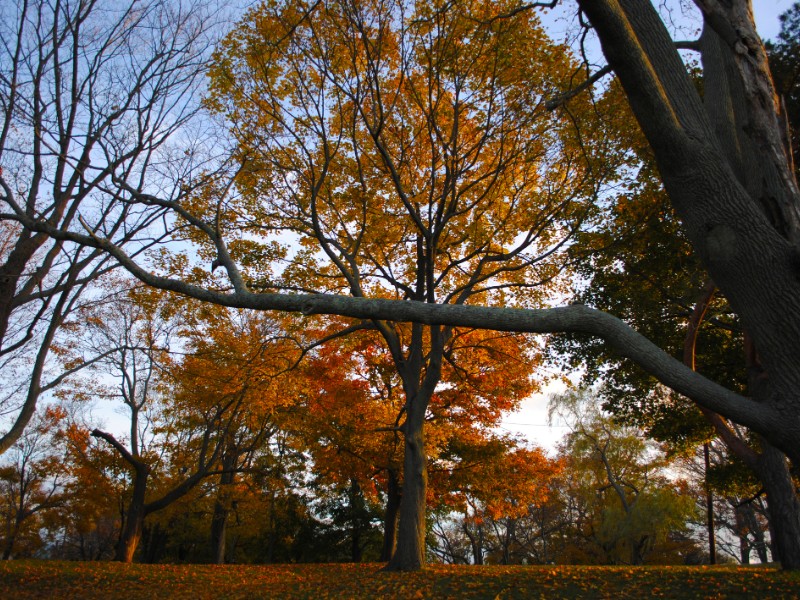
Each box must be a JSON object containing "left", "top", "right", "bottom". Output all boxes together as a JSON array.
[
  {"left": 142, "top": 522, "right": 166, "bottom": 564},
  {"left": 502, "top": 519, "right": 515, "bottom": 565},
  {"left": 734, "top": 505, "right": 751, "bottom": 564},
  {"left": 265, "top": 490, "right": 277, "bottom": 564},
  {"left": 632, "top": 537, "right": 648, "bottom": 566},
  {"left": 210, "top": 496, "right": 229, "bottom": 564},
  {"left": 211, "top": 460, "right": 236, "bottom": 564},
  {"left": 463, "top": 523, "right": 484, "bottom": 565},
  {"left": 758, "top": 441, "right": 800, "bottom": 568},
  {"left": 475, "top": 525, "right": 484, "bottom": 566},
  {"left": 682, "top": 280, "right": 719, "bottom": 565},
  {"left": 703, "top": 443, "right": 717, "bottom": 564},
  {"left": 741, "top": 501, "right": 770, "bottom": 563},
  {"left": 350, "top": 479, "right": 363, "bottom": 563},
  {"left": 380, "top": 469, "right": 401, "bottom": 562}
]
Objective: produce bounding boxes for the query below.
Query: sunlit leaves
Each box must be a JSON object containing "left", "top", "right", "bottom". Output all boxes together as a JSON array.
[{"left": 206, "top": 0, "right": 609, "bottom": 308}]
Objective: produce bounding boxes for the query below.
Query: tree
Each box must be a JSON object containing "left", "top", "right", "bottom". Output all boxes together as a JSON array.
[
  {"left": 6, "top": 0, "right": 800, "bottom": 570},
  {"left": 0, "top": 407, "right": 68, "bottom": 559},
  {"left": 676, "top": 442, "right": 773, "bottom": 565},
  {"left": 289, "top": 319, "right": 542, "bottom": 564},
  {"left": 569, "top": 1, "right": 800, "bottom": 466},
  {"left": 432, "top": 434, "right": 561, "bottom": 565},
  {"left": 0, "top": 0, "right": 220, "bottom": 454},
  {"left": 283, "top": 324, "right": 406, "bottom": 561},
  {"left": 203, "top": 0, "right": 601, "bottom": 571},
  {"left": 59, "top": 285, "right": 295, "bottom": 562},
  {"left": 550, "top": 78, "right": 800, "bottom": 567},
  {"left": 766, "top": 2, "right": 800, "bottom": 178},
  {"left": 549, "top": 389, "right": 698, "bottom": 565},
  {"left": 173, "top": 305, "right": 290, "bottom": 564},
  {"left": 53, "top": 423, "right": 126, "bottom": 561}
]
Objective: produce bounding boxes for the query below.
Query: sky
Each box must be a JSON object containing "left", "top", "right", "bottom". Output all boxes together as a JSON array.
[
  {"left": 754, "top": 0, "right": 795, "bottom": 40},
  {"left": 500, "top": 0, "right": 796, "bottom": 453}
]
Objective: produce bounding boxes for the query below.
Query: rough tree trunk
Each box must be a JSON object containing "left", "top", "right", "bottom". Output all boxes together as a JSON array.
[
  {"left": 577, "top": 0, "right": 800, "bottom": 466},
  {"left": 758, "top": 441, "right": 800, "bottom": 568},
  {"left": 386, "top": 416, "right": 427, "bottom": 571},
  {"left": 115, "top": 466, "right": 149, "bottom": 563},
  {"left": 384, "top": 322, "right": 445, "bottom": 571}
]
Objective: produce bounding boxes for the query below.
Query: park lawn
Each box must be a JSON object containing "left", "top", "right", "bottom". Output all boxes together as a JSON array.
[{"left": 1, "top": 561, "right": 798, "bottom": 599}]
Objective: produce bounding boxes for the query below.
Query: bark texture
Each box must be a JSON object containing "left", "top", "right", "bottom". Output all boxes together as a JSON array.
[{"left": 574, "top": 0, "right": 800, "bottom": 467}]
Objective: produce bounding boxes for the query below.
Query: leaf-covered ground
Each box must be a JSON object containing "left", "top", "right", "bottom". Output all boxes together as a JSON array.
[{"left": 2, "top": 561, "right": 798, "bottom": 599}]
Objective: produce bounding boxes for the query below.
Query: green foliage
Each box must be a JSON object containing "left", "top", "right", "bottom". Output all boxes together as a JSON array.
[
  {"left": 549, "top": 389, "right": 699, "bottom": 565},
  {"left": 766, "top": 2, "right": 800, "bottom": 177},
  {"left": 549, "top": 82, "right": 745, "bottom": 453}
]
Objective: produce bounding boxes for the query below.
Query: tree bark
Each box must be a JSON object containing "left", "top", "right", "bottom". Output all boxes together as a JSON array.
[
  {"left": 758, "top": 441, "right": 800, "bottom": 568},
  {"left": 211, "top": 471, "right": 235, "bottom": 565},
  {"left": 383, "top": 321, "right": 445, "bottom": 571},
  {"left": 211, "top": 449, "right": 237, "bottom": 564},
  {"left": 385, "top": 409, "right": 428, "bottom": 571},
  {"left": 115, "top": 465, "right": 149, "bottom": 563}
]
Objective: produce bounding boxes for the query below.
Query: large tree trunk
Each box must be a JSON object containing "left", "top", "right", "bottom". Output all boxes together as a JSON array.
[
  {"left": 385, "top": 409, "right": 427, "bottom": 571},
  {"left": 115, "top": 466, "right": 149, "bottom": 563},
  {"left": 380, "top": 469, "right": 401, "bottom": 562},
  {"left": 576, "top": 0, "right": 800, "bottom": 466},
  {"left": 383, "top": 322, "right": 445, "bottom": 571},
  {"left": 758, "top": 441, "right": 800, "bottom": 568}
]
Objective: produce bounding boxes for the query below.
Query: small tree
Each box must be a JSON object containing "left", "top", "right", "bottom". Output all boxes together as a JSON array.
[
  {"left": 550, "top": 389, "right": 697, "bottom": 565},
  {"left": 0, "top": 407, "right": 68, "bottom": 559}
]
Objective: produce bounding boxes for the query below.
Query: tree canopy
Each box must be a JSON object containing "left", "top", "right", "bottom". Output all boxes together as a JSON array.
[{"left": 3, "top": 0, "right": 800, "bottom": 572}]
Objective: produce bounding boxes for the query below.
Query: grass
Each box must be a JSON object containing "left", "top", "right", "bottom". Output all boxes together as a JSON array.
[{"left": 1, "top": 561, "right": 799, "bottom": 599}]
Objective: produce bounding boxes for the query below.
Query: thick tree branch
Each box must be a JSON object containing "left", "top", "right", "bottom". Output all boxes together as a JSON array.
[
  {"left": 91, "top": 429, "right": 148, "bottom": 474},
  {"left": 8, "top": 212, "right": 771, "bottom": 437}
]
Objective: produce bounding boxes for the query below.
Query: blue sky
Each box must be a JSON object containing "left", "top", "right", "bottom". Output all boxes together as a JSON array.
[{"left": 754, "top": 0, "right": 794, "bottom": 40}]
